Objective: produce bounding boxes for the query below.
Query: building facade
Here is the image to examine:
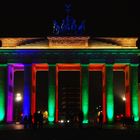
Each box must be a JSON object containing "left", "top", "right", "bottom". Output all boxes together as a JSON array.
[{"left": 0, "top": 37, "right": 140, "bottom": 124}]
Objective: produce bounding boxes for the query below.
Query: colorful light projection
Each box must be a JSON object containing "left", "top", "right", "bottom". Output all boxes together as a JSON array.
[
  {"left": 7, "top": 65, "right": 14, "bottom": 122},
  {"left": 7, "top": 64, "right": 24, "bottom": 122},
  {"left": 113, "top": 64, "right": 131, "bottom": 118},
  {"left": 106, "top": 64, "right": 114, "bottom": 123},
  {"left": 131, "top": 64, "right": 139, "bottom": 122},
  {"left": 31, "top": 64, "right": 48, "bottom": 117},
  {"left": 5, "top": 62, "right": 139, "bottom": 123},
  {"left": 81, "top": 64, "right": 89, "bottom": 123},
  {"left": 0, "top": 64, "right": 7, "bottom": 122},
  {"left": 23, "top": 64, "right": 31, "bottom": 116},
  {"left": 48, "top": 64, "right": 56, "bottom": 122},
  {"left": 124, "top": 65, "right": 131, "bottom": 117}
]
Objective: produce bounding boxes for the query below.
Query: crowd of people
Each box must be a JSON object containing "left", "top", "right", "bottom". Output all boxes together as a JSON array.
[
  {"left": 23, "top": 111, "right": 47, "bottom": 129},
  {"left": 21, "top": 110, "right": 105, "bottom": 129}
]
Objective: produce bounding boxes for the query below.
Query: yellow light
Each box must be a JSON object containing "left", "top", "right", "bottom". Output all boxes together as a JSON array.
[
  {"left": 15, "top": 93, "right": 22, "bottom": 102},
  {"left": 122, "top": 96, "right": 126, "bottom": 101}
]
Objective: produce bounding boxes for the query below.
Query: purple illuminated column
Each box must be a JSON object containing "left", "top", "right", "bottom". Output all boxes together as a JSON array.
[
  {"left": 7, "top": 65, "right": 14, "bottom": 122},
  {"left": 23, "top": 64, "right": 31, "bottom": 116},
  {"left": 0, "top": 64, "right": 7, "bottom": 122}
]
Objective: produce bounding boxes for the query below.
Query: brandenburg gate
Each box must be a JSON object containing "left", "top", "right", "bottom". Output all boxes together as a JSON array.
[{"left": 0, "top": 36, "right": 140, "bottom": 124}]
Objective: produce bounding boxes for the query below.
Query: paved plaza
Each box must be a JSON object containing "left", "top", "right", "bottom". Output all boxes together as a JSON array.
[{"left": 0, "top": 122, "right": 140, "bottom": 139}]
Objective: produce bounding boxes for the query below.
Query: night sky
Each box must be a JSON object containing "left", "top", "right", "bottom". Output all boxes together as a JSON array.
[
  {"left": 4, "top": 0, "right": 140, "bottom": 120},
  {"left": 0, "top": 0, "right": 140, "bottom": 37}
]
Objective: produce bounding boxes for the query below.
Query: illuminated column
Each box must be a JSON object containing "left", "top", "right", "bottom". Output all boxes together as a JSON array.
[
  {"left": 106, "top": 64, "right": 114, "bottom": 123},
  {"left": 48, "top": 64, "right": 56, "bottom": 122},
  {"left": 31, "top": 65, "right": 36, "bottom": 116},
  {"left": 7, "top": 64, "right": 14, "bottom": 122},
  {"left": 23, "top": 64, "right": 31, "bottom": 116},
  {"left": 56, "top": 65, "right": 58, "bottom": 122},
  {"left": 81, "top": 64, "right": 89, "bottom": 123},
  {"left": 102, "top": 65, "right": 106, "bottom": 123},
  {"left": 0, "top": 64, "right": 7, "bottom": 122},
  {"left": 124, "top": 65, "right": 131, "bottom": 117},
  {"left": 138, "top": 83, "right": 140, "bottom": 119},
  {"left": 130, "top": 64, "right": 139, "bottom": 121}
]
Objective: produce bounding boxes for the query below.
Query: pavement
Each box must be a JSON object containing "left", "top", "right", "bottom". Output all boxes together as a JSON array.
[{"left": 0, "top": 122, "right": 140, "bottom": 139}]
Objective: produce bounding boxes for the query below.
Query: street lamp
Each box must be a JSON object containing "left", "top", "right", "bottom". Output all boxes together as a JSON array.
[
  {"left": 122, "top": 96, "right": 126, "bottom": 119},
  {"left": 122, "top": 96, "right": 126, "bottom": 101},
  {"left": 15, "top": 93, "right": 22, "bottom": 123},
  {"left": 15, "top": 93, "right": 22, "bottom": 102}
]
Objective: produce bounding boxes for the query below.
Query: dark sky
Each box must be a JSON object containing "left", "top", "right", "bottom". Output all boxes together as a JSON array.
[{"left": 0, "top": 0, "right": 140, "bottom": 37}]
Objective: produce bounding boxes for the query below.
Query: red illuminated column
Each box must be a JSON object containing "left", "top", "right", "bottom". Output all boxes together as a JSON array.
[
  {"left": 56, "top": 65, "right": 59, "bottom": 122},
  {"left": 102, "top": 65, "right": 106, "bottom": 123},
  {"left": 31, "top": 65, "right": 36, "bottom": 116},
  {"left": 124, "top": 65, "right": 131, "bottom": 117}
]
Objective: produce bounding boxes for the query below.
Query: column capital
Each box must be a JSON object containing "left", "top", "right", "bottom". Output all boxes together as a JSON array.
[
  {"left": 81, "top": 64, "right": 89, "bottom": 67},
  {"left": 0, "top": 64, "right": 7, "bottom": 67},
  {"left": 105, "top": 63, "right": 114, "bottom": 67},
  {"left": 24, "top": 64, "right": 32, "bottom": 67},
  {"left": 48, "top": 64, "right": 56, "bottom": 67},
  {"left": 130, "top": 63, "right": 139, "bottom": 67}
]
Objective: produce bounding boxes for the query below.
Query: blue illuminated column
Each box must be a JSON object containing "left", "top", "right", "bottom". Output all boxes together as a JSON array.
[
  {"left": 23, "top": 64, "right": 31, "bottom": 116},
  {"left": 81, "top": 64, "right": 89, "bottom": 123},
  {"left": 106, "top": 64, "right": 114, "bottom": 123},
  {"left": 48, "top": 64, "right": 56, "bottom": 122},
  {"left": 130, "top": 64, "right": 139, "bottom": 122},
  {"left": 0, "top": 64, "right": 7, "bottom": 122}
]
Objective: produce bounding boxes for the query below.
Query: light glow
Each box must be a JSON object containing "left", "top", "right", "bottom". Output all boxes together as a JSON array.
[
  {"left": 131, "top": 64, "right": 139, "bottom": 122},
  {"left": 23, "top": 64, "right": 31, "bottom": 116},
  {"left": 106, "top": 64, "right": 114, "bottom": 123},
  {"left": 81, "top": 64, "right": 89, "bottom": 123},
  {"left": 48, "top": 65, "right": 56, "bottom": 122},
  {"left": 0, "top": 65, "right": 7, "bottom": 122},
  {"left": 7, "top": 65, "right": 14, "bottom": 122},
  {"left": 15, "top": 93, "right": 22, "bottom": 102},
  {"left": 122, "top": 96, "right": 126, "bottom": 101},
  {"left": 31, "top": 64, "right": 48, "bottom": 116}
]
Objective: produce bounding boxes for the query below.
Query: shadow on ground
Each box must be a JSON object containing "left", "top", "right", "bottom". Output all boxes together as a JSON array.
[{"left": 0, "top": 126, "right": 140, "bottom": 140}]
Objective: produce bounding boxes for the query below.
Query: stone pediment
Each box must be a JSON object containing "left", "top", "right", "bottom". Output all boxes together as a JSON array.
[
  {"left": 0, "top": 37, "right": 138, "bottom": 49},
  {"left": 47, "top": 37, "right": 90, "bottom": 48}
]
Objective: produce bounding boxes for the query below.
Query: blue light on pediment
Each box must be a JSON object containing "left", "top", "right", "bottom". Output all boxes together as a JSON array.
[{"left": 52, "top": 4, "right": 85, "bottom": 36}]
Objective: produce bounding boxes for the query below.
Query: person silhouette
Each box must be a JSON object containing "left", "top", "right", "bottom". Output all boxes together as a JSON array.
[
  {"left": 28, "top": 114, "right": 33, "bottom": 128},
  {"left": 98, "top": 111, "right": 103, "bottom": 128},
  {"left": 38, "top": 111, "right": 43, "bottom": 128},
  {"left": 23, "top": 115, "right": 28, "bottom": 129},
  {"left": 78, "top": 110, "right": 84, "bottom": 128},
  {"left": 33, "top": 111, "right": 39, "bottom": 129}
]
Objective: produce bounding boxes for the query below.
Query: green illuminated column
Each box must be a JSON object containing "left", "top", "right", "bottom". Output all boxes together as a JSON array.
[
  {"left": 81, "top": 64, "right": 89, "bottom": 123},
  {"left": 48, "top": 64, "right": 56, "bottom": 122},
  {"left": 106, "top": 64, "right": 114, "bottom": 123},
  {"left": 130, "top": 64, "right": 139, "bottom": 122},
  {"left": 0, "top": 64, "right": 7, "bottom": 122}
]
